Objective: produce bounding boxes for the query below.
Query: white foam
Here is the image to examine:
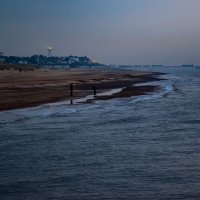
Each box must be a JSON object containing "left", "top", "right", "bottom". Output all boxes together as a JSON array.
[
  {"left": 130, "top": 80, "right": 174, "bottom": 103},
  {"left": 0, "top": 103, "right": 103, "bottom": 125},
  {"left": 0, "top": 87, "right": 123, "bottom": 124}
]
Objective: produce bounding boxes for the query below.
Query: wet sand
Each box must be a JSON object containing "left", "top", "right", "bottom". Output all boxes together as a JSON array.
[{"left": 0, "top": 68, "right": 164, "bottom": 111}]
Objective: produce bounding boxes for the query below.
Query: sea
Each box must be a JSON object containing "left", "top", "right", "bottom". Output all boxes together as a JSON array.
[{"left": 1, "top": 69, "right": 200, "bottom": 200}]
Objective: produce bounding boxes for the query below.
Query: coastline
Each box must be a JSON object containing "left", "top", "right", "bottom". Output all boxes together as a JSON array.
[{"left": 0, "top": 68, "right": 165, "bottom": 111}]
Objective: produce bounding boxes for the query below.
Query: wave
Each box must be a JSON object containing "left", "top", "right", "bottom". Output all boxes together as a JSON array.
[
  {"left": 0, "top": 104, "right": 101, "bottom": 126},
  {"left": 130, "top": 80, "right": 174, "bottom": 103}
]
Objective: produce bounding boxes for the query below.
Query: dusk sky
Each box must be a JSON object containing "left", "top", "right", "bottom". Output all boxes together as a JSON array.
[{"left": 1, "top": 0, "right": 200, "bottom": 65}]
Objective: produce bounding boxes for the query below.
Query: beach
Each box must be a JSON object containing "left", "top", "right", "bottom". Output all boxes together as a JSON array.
[{"left": 0, "top": 66, "right": 164, "bottom": 111}]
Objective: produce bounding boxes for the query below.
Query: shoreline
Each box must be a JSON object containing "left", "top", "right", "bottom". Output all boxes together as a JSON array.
[
  {"left": 85, "top": 85, "right": 160, "bottom": 103},
  {"left": 0, "top": 68, "right": 166, "bottom": 111}
]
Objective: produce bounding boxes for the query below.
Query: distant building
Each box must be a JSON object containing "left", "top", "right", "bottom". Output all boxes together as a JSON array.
[
  {"left": 69, "top": 56, "right": 79, "bottom": 62},
  {"left": 63, "top": 56, "right": 78, "bottom": 64},
  {"left": 18, "top": 60, "right": 28, "bottom": 64},
  {"left": 143, "top": 65, "right": 150, "bottom": 67},
  {"left": 109, "top": 64, "right": 119, "bottom": 68},
  {"left": 79, "top": 56, "right": 92, "bottom": 64},
  {"left": 133, "top": 65, "right": 142, "bottom": 67},
  {"left": 58, "top": 59, "right": 68, "bottom": 64},
  {"left": 182, "top": 64, "right": 194, "bottom": 67},
  {"left": 152, "top": 65, "right": 162, "bottom": 67},
  {"left": 119, "top": 65, "right": 132, "bottom": 69}
]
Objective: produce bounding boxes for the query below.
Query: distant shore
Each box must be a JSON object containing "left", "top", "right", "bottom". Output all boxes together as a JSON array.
[{"left": 0, "top": 65, "right": 165, "bottom": 111}]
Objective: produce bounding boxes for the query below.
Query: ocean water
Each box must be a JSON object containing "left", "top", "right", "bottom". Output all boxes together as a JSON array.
[{"left": 1, "top": 70, "right": 200, "bottom": 200}]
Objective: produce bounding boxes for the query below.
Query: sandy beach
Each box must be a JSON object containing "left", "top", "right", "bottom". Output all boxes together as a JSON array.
[{"left": 0, "top": 66, "right": 164, "bottom": 111}]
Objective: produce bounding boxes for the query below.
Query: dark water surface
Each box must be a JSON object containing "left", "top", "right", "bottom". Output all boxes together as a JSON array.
[{"left": 1, "top": 70, "right": 200, "bottom": 199}]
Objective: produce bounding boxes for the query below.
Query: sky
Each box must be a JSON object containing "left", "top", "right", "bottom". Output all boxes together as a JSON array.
[{"left": 1, "top": 0, "right": 200, "bottom": 65}]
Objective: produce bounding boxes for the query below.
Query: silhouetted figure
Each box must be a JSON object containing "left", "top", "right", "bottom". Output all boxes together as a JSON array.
[
  {"left": 19, "top": 68, "right": 22, "bottom": 73},
  {"left": 70, "top": 100, "right": 73, "bottom": 105},
  {"left": 70, "top": 83, "right": 73, "bottom": 96},
  {"left": 92, "top": 86, "right": 97, "bottom": 99}
]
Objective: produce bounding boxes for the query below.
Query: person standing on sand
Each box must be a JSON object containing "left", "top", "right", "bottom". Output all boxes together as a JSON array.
[
  {"left": 92, "top": 86, "right": 97, "bottom": 99},
  {"left": 70, "top": 83, "right": 73, "bottom": 96}
]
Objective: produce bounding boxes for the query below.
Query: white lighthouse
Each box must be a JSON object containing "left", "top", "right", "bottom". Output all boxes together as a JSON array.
[{"left": 48, "top": 46, "right": 52, "bottom": 57}]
